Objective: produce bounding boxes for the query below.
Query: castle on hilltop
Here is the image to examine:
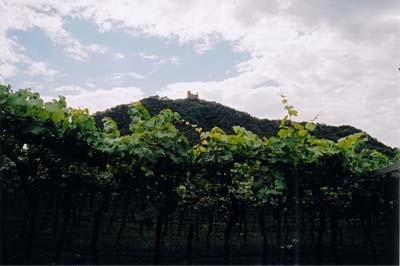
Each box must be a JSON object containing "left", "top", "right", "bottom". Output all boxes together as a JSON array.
[{"left": 187, "top": 90, "right": 199, "bottom": 100}]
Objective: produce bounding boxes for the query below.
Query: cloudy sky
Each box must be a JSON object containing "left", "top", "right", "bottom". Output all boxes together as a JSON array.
[{"left": 1, "top": 1, "right": 399, "bottom": 147}]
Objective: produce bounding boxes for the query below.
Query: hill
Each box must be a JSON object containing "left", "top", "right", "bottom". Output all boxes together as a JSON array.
[{"left": 94, "top": 96, "right": 397, "bottom": 157}]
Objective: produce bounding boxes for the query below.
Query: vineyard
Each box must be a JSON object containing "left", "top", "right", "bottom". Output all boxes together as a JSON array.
[{"left": 0, "top": 84, "right": 398, "bottom": 264}]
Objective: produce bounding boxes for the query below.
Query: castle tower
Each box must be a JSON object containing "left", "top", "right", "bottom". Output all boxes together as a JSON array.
[{"left": 187, "top": 90, "right": 199, "bottom": 100}]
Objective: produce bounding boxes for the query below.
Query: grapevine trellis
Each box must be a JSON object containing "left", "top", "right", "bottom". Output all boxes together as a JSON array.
[{"left": 0, "top": 84, "right": 398, "bottom": 264}]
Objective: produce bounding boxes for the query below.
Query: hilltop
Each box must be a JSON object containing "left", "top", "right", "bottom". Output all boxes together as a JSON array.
[{"left": 94, "top": 96, "right": 397, "bottom": 157}]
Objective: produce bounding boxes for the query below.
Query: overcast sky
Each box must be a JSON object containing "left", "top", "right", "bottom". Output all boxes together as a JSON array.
[{"left": 1, "top": 0, "right": 399, "bottom": 147}]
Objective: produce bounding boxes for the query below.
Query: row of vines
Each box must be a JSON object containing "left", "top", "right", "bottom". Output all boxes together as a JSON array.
[{"left": 0, "top": 84, "right": 398, "bottom": 264}]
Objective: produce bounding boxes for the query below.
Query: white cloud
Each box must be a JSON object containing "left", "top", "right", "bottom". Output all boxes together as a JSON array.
[
  {"left": 27, "top": 61, "right": 58, "bottom": 79},
  {"left": 112, "top": 52, "right": 125, "bottom": 60},
  {"left": 54, "top": 85, "right": 84, "bottom": 93},
  {"left": 0, "top": 30, "right": 59, "bottom": 80},
  {"left": 55, "top": 86, "right": 145, "bottom": 113},
  {"left": 0, "top": 0, "right": 111, "bottom": 79},
  {"left": 158, "top": 56, "right": 180, "bottom": 65},
  {"left": 111, "top": 72, "right": 145, "bottom": 84},
  {"left": 19, "top": 81, "right": 41, "bottom": 90},
  {"left": 84, "top": 82, "right": 96, "bottom": 88},
  {"left": 0, "top": 32, "right": 25, "bottom": 78},
  {"left": 138, "top": 52, "right": 158, "bottom": 60},
  {"left": 138, "top": 52, "right": 181, "bottom": 65}
]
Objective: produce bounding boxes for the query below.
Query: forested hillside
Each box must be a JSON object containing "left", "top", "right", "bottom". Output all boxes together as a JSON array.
[{"left": 94, "top": 96, "right": 397, "bottom": 157}]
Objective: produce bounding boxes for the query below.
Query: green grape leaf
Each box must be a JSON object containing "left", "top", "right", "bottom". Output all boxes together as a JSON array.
[
  {"left": 51, "top": 110, "right": 65, "bottom": 123},
  {"left": 274, "top": 179, "right": 286, "bottom": 190},
  {"left": 37, "top": 110, "right": 50, "bottom": 120},
  {"left": 278, "top": 129, "right": 289, "bottom": 137},
  {"left": 31, "top": 126, "right": 45, "bottom": 135},
  {"left": 305, "top": 122, "right": 316, "bottom": 131},
  {"left": 298, "top": 129, "right": 308, "bottom": 137}
]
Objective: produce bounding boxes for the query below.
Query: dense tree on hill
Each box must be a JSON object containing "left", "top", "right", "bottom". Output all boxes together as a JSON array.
[{"left": 94, "top": 96, "right": 397, "bottom": 158}]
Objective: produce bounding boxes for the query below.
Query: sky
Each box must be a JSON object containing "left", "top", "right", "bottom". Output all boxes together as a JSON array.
[{"left": 1, "top": 1, "right": 399, "bottom": 147}]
